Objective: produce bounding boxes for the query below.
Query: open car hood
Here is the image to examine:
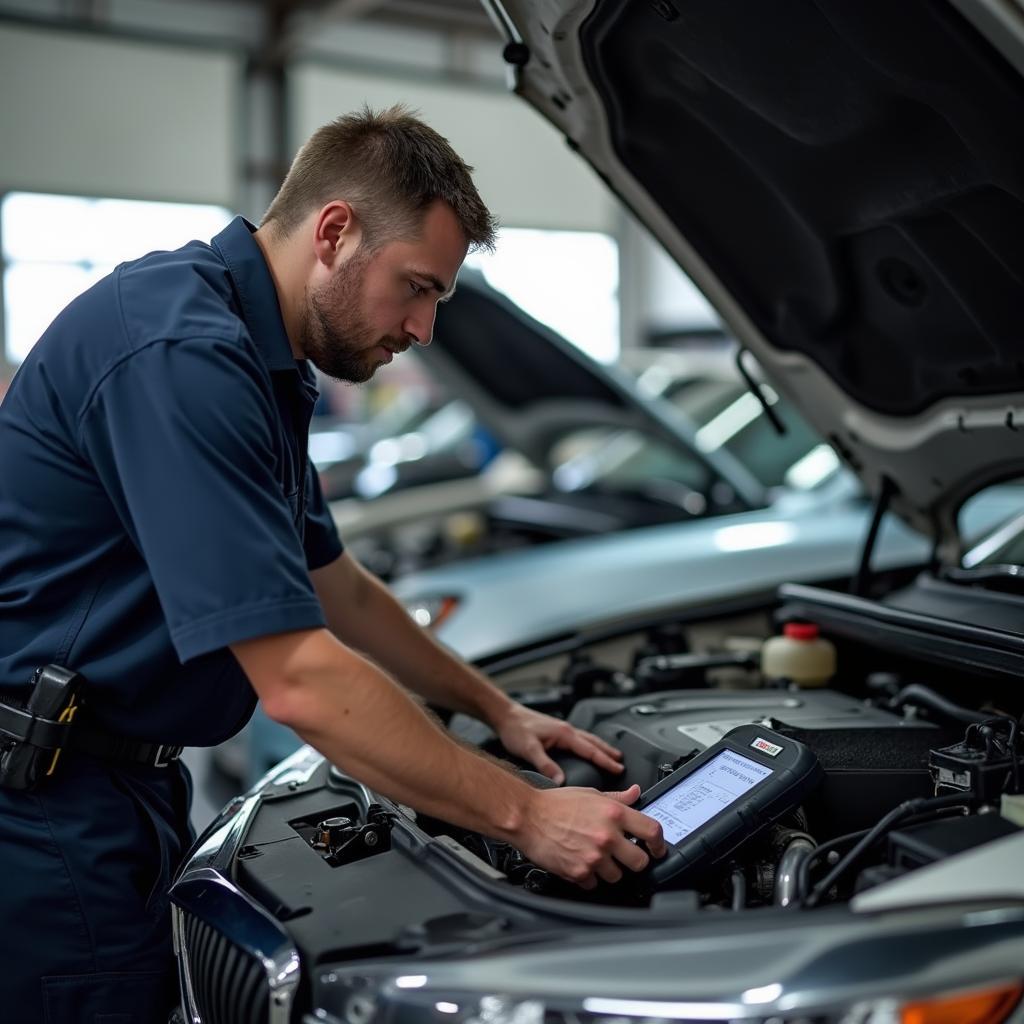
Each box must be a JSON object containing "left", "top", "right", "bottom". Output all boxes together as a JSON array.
[
  {"left": 484, "top": 0, "right": 1024, "bottom": 558},
  {"left": 424, "top": 270, "right": 765, "bottom": 506}
]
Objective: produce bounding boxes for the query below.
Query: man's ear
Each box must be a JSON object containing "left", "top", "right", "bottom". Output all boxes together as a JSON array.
[{"left": 312, "top": 201, "right": 361, "bottom": 269}]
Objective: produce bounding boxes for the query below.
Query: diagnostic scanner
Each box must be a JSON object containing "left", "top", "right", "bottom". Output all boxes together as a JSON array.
[{"left": 636, "top": 723, "right": 822, "bottom": 887}]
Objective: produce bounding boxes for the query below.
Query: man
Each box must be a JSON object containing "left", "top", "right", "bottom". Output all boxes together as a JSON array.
[{"left": 0, "top": 106, "right": 665, "bottom": 1021}]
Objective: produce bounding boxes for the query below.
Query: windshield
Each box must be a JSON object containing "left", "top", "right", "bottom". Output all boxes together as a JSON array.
[
  {"left": 563, "top": 349, "right": 835, "bottom": 501},
  {"left": 961, "top": 483, "right": 1024, "bottom": 569}
]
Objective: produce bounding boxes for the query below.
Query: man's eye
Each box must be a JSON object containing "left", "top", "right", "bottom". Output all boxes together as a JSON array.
[{"left": 410, "top": 281, "right": 425, "bottom": 296}]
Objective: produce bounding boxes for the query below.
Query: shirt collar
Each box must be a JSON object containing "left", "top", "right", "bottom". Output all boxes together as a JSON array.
[{"left": 212, "top": 216, "right": 299, "bottom": 373}]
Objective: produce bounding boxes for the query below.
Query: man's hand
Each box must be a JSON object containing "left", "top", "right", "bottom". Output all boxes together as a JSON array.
[
  {"left": 514, "top": 784, "right": 666, "bottom": 888},
  {"left": 493, "top": 703, "right": 624, "bottom": 783},
  {"left": 312, "top": 555, "right": 623, "bottom": 783}
]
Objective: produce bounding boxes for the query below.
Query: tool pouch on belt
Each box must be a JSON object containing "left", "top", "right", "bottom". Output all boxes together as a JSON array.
[{"left": 0, "top": 665, "right": 84, "bottom": 791}]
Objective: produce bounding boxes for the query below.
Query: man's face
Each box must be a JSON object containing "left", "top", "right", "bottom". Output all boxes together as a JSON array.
[{"left": 301, "top": 201, "right": 468, "bottom": 384}]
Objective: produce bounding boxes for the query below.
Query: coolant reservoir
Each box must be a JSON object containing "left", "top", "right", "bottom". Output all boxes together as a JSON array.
[{"left": 761, "top": 622, "right": 836, "bottom": 688}]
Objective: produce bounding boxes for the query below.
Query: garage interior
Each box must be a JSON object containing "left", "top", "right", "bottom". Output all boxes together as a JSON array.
[
  {"left": 3, "top": 3, "right": 1024, "bottom": 1022},
  {"left": 0, "top": 0, "right": 726, "bottom": 829}
]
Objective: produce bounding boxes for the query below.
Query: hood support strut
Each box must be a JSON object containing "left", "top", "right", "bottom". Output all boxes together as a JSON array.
[
  {"left": 735, "top": 348, "right": 785, "bottom": 437},
  {"left": 853, "top": 475, "right": 897, "bottom": 597}
]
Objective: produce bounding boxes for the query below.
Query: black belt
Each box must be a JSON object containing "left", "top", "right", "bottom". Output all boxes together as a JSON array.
[
  {"left": 70, "top": 720, "right": 184, "bottom": 768},
  {"left": 0, "top": 698, "right": 183, "bottom": 769}
]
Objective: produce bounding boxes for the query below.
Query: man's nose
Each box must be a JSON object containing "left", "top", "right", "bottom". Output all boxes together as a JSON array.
[{"left": 404, "top": 305, "right": 437, "bottom": 347}]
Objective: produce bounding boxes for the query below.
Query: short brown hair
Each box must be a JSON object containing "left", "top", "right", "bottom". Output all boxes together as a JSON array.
[{"left": 262, "top": 104, "right": 497, "bottom": 253}]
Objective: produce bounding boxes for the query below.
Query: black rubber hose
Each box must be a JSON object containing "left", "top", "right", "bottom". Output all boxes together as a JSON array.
[
  {"left": 798, "top": 828, "right": 866, "bottom": 905},
  {"left": 797, "top": 804, "right": 971, "bottom": 903},
  {"left": 891, "top": 683, "right": 990, "bottom": 725},
  {"left": 803, "top": 793, "right": 973, "bottom": 909}
]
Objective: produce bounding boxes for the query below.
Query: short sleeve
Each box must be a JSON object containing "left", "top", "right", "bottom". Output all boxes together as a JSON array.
[
  {"left": 303, "top": 459, "right": 343, "bottom": 570},
  {"left": 78, "top": 336, "right": 327, "bottom": 662}
]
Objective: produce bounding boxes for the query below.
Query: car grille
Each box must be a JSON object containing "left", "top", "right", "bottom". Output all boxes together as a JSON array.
[{"left": 181, "top": 910, "right": 270, "bottom": 1024}]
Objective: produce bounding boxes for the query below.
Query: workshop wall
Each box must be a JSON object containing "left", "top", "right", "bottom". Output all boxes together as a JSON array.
[
  {"left": 0, "top": 21, "right": 612, "bottom": 232},
  {"left": 0, "top": 18, "right": 624, "bottom": 372},
  {"left": 0, "top": 23, "right": 238, "bottom": 206},
  {"left": 291, "top": 64, "right": 616, "bottom": 233}
]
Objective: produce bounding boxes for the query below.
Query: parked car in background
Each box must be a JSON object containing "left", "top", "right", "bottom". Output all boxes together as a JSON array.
[
  {"left": 174, "top": 3, "right": 1024, "bottom": 1022},
  {"left": 237, "top": 281, "right": 869, "bottom": 783},
  {"left": 328, "top": 270, "right": 835, "bottom": 582},
  {"left": 309, "top": 384, "right": 446, "bottom": 502}
]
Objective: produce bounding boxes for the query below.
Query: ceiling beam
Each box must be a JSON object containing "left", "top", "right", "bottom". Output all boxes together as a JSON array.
[
  {"left": 267, "top": 0, "right": 390, "bottom": 61},
  {"left": 366, "top": 0, "right": 496, "bottom": 37},
  {"left": 316, "top": 0, "right": 389, "bottom": 21}
]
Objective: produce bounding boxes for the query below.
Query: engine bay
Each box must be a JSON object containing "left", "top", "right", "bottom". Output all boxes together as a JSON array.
[
  {"left": 415, "top": 584, "right": 1024, "bottom": 912},
  {"left": 232, "top": 581, "right": 1024, "bottom": 950}
]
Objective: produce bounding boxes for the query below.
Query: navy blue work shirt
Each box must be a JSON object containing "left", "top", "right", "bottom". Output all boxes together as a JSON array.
[{"left": 0, "top": 217, "right": 343, "bottom": 745}]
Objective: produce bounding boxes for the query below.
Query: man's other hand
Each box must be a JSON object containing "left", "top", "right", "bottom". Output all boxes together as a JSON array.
[
  {"left": 514, "top": 784, "right": 667, "bottom": 888},
  {"left": 493, "top": 704, "right": 624, "bottom": 783}
]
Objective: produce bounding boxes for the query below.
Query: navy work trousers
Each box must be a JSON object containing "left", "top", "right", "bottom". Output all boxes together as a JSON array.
[{"left": 0, "top": 753, "right": 194, "bottom": 1023}]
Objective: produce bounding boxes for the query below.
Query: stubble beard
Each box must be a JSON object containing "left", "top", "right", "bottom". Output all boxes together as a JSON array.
[{"left": 300, "top": 251, "right": 400, "bottom": 384}]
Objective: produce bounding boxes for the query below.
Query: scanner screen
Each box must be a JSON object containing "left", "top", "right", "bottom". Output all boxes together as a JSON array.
[{"left": 644, "top": 750, "right": 772, "bottom": 844}]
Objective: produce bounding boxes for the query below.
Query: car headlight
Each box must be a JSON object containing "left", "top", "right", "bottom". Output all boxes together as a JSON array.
[
  {"left": 312, "top": 975, "right": 1024, "bottom": 1024},
  {"left": 841, "top": 980, "right": 1024, "bottom": 1024}
]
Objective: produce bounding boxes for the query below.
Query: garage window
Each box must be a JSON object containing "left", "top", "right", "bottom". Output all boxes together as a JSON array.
[
  {"left": 1, "top": 192, "right": 232, "bottom": 365},
  {"left": 466, "top": 227, "right": 619, "bottom": 364}
]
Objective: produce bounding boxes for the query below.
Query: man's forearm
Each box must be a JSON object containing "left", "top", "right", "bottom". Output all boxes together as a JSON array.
[
  {"left": 313, "top": 554, "right": 515, "bottom": 728},
  {"left": 237, "top": 628, "right": 532, "bottom": 839},
  {"left": 233, "top": 626, "right": 665, "bottom": 889}
]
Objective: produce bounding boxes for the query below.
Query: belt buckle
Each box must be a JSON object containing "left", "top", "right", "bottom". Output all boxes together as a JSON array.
[{"left": 153, "top": 744, "right": 183, "bottom": 768}]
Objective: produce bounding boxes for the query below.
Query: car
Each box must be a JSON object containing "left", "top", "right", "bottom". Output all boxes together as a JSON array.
[
  {"left": 326, "top": 270, "right": 819, "bottom": 583},
  {"left": 170, "top": 3, "right": 1024, "bottom": 1022},
  {"left": 309, "top": 383, "right": 448, "bottom": 503}
]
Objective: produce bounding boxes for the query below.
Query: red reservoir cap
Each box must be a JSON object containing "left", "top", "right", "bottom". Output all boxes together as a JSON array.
[{"left": 783, "top": 622, "right": 820, "bottom": 641}]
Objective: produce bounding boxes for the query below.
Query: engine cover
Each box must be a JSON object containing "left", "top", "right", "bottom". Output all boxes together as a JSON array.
[{"left": 562, "top": 689, "right": 952, "bottom": 835}]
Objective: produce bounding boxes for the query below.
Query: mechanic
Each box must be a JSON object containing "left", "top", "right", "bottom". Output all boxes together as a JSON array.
[{"left": 0, "top": 106, "right": 665, "bottom": 1022}]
